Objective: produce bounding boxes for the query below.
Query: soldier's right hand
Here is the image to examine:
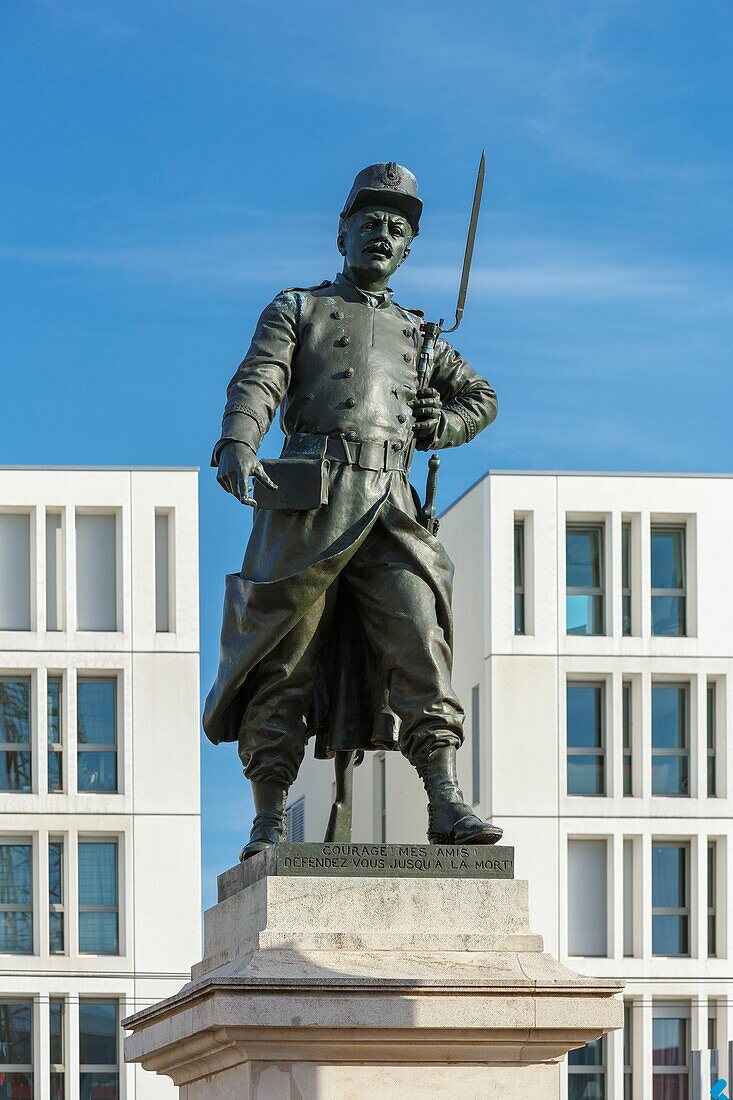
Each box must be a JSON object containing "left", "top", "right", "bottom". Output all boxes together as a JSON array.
[{"left": 216, "top": 441, "right": 278, "bottom": 508}]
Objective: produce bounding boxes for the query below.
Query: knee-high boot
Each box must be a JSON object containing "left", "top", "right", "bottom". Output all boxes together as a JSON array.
[
  {"left": 416, "top": 746, "right": 503, "bottom": 845},
  {"left": 240, "top": 781, "right": 288, "bottom": 862}
]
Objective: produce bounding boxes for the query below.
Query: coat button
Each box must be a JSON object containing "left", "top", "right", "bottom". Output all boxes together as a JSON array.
[
  {"left": 403, "top": 352, "right": 412, "bottom": 362},
  {"left": 331, "top": 310, "right": 342, "bottom": 320},
  {"left": 344, "top": 368, "right": 355, "bottom": 378},
  {"left": 345, "top": 430, "right": 359, "bottom": 442},
  {"left": 345, "top": 397, "right": 356, "bottom": 408},
  {"left": 403, "top": 327, "right": 413, "bottom": 338},
  {"left": 338, "top": 335, "right": 350, "bottom": 347},
  {"left": 391, "top": 441, "right": 403, "bottom": 451},
  {"left": 397, "top": 413, "right": 406, "bottom": 423}
]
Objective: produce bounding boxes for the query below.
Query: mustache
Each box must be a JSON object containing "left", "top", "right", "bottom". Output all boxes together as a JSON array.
[{"left": 363, "top": 240, "right": 393, "bottom": 258}]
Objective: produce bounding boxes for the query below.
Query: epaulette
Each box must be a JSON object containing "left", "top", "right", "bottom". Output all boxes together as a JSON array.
[
  {"left": 279, "top": 279, "right": 332, "bottom": 294},
  {"left": 404, "top": 306, "right": 425, "bottom": 318}
]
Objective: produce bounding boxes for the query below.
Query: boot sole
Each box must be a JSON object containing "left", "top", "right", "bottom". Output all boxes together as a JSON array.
[{"left": 428, "top": 828, "right": 504, "bottom": 846}]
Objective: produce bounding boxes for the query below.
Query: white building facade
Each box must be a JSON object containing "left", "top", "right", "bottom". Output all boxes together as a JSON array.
[
  {"left": 291, "top": 470, "right": 733, "bottom": 1099},
  {"left": 0, "top": 468, "right": 201, "bottom": 1100}
]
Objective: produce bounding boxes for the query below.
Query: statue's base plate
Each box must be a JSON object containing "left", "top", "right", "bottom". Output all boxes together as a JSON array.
[{"left": 218, "top": 841, "right": 514, "bottom": 901}]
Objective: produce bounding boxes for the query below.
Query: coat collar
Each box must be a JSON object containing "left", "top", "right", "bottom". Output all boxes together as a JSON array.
[{"left": 334, "top": 272, "right": 393, "bottom": 308}]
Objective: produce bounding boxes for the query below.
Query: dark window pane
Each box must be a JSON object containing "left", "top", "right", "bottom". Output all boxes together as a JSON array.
[
  {"left": 79, "top": 1073, "right": 118, "bottom": 1100},
  {"left": 0, "top": 681, "right": 30, "bottom": 743},
  {"left": 622, "top": 523, "right": 630, "bottom": 588},
  {"left": 0, "top": 1073, "right": 33, "bottom": 1099},
  {"left": 0, "top": 1001, "right": 32, "bottom": 1063},
  {"left": 0, "top": 912, "right": 33, "bottom": 953},
  {"left": 79, "top": 843, "right": 117, "bottom": 907},
  {"left": 77, "top": 681, "right": 116, "bottom": 745},
  {"left": 78, "top": 751, "right": 117, "bottom": 793},
  {"left": 653, "top": 1018, "right": 686, "bottom": 1065},
  {"left": 0, "top": 844, "right": 32, "bottom": 904},
  {"left": 569, "top": 1039, "right": 604, "bottom": 1066},
  {"left": 567, "top": 755, "right": 605, "bottom": 796},
  {"left": 50, "top": 1001, "right": 63, "bottom": 1064},
  {"left": 49, "top": 842, "right": 63, "bottom": 904},
  {"left": 79, "top": 1002, "right": 118, "bottom": 1066},
  {"left": 652, "top": 687, "right": 687, "bottom": 748},
  {"left": 48, "top": 750, "right": 63, "bottom": 793},
  {"left": 567, "top": 594, "right": 604, "bottom": 635},
  {"left": 50, "top": 911, "right": 64, "bottom": 954},
  {"left": 622, "top": 594, "right": 632, "bottom": 636},
  {"left": 568, "top": 1075, "right": 605, "bottom": 1099},
  {"left": 0, "top": 751, "right": 32, "bottom": 792},
  {"left": 652, "top": 846, "right": 687, "bottom": 908},
  {"left": 79, "top": 912, "right": 118, "bottom": 955},
  {"left": 514, "top": 523, "right": 524, "bottom": 586},
  {"left": 51, "top": 1073, "right": 65, "bottom": 1100},
  {"left": 653, "top": 1077, "right": 688, "bottom": 1100},
  {"left": 623, "top": 757, "right": 632, "bottom": 797},
  {"left": 652, "top": 756, "right": 689, "bottom": 797},
  {"left": 652, "top": 596, "right": 686, "bottom": 637},
  {"left": 514, "top": 593, "right": 525, "bottom": 634},
  {"left": 567, "top": 529, "right": 602, "bottom": 589},
  {"left": 47, "top": 681, "right": 61, "bottom": 745},
  {"left": 653, "top": 914, "right": 689, "bottom": 956},
  {"left": 568, "top": 685, "right": 603, "bottom": 748},
  {"left": 651, "top": 529, "right": 685, "bottom": 590}
]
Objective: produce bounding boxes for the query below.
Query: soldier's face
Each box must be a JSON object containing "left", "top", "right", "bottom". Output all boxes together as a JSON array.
[{"left": 339, "top": 206, "right": 412, "bottom": 285}]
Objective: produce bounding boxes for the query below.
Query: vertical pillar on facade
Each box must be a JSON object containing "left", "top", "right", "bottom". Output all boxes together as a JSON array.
[
  {"left": 68, "top": 994, "right": 80, "bottom": 1100},
  {"left": 694, "top": 671, "right": 707, "bottom": 803},
  {"left": 37, "top": 824, "right": 49, "bottom": 958},
  {"left": 610, "top": 669, "right": 623, "bottom": 804},
  {"left": 639, "top": 512, "right": 652, "bottom": 639},
  {"left": 610, "top": 513, "right": 623, "bottom": 639},
  {"left": 641, "top": 830, "right": 653, "bottom": 962},
  {"left": 68, "top": 824, "right": 79, "bottom": 957},
  {"left": 36, "top": 990, "right": 50, "bottom": 1100},
  {"left": 640, "top": 672, "right": 652, "bottom": 801},
  {"left": 693, "top": 832, "right": 708, "bottom": 961},
  {"left": 64, "top": 505, "right": 75, "bottom": 634},
  {"left": 692, "top": 995, "right": 711, "bottom": 1099},
  {"left": 611, "top": 830, "right": 625, "bottom": 962},
  {"left": 639, "top": 995, "right": 653, "bottom": 1100},
  {"left": 66, "top": 667, "right": 78, "bottom": 799},
  {"left": 36, "top": 666, "right": 48, "bottom": 798},
  {"left": 608, "top": 1012, "right": 624, "bottom": 1099}
]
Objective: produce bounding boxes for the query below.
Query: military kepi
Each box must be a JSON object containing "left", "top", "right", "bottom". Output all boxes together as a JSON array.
[{"left": 340, "top": 162, "right": 422, "bottom": 236}]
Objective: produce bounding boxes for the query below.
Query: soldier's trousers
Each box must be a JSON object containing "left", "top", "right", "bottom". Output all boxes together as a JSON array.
[{"left": 238, "top": 517, "right": 464, "bottom": 787}]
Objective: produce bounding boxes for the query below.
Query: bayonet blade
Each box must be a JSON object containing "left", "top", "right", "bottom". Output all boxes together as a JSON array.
[{"left": 443, "top": 150, "right": 485, "bottom": 334}]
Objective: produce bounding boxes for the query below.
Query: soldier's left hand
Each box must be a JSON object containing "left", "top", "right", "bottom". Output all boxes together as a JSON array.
[{"left": 411, "top": 387, "right": 441, "bottom": 435}]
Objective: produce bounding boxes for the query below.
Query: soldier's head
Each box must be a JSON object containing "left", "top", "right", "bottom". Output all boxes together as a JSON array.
[{"left": 338, "top": 163, "right": 421, "bottom": 290}]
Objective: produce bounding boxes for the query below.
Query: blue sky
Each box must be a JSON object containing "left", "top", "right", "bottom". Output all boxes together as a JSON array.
[{"left": 2, "top": 0, "right": 732, "bottom": 908}]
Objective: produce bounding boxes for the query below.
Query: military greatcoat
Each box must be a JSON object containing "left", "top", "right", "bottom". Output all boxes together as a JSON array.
[{"left": 203, "top": 273, "right": 497, "bottom": 770}]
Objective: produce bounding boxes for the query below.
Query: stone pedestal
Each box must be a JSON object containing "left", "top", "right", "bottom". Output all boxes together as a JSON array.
[{"left": 124, "top": 844, "right": 622, "bottom": 1099}]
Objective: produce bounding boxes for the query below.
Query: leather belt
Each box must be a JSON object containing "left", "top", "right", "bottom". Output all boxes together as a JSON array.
[{"left": 326, "top": 436, "right": 406, "bottom": 472}]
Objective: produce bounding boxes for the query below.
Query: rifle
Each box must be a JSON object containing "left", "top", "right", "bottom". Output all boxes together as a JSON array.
[{"left": 416, "top": 150, "right": 486, "bottom": 534}]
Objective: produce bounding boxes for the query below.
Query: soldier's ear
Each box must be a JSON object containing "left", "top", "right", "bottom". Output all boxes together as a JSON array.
[
  {"left": 397, "top": 246, "right": 411, "bottom": 266},
  {"left": 337, "top": 233, "right": 346, "bottom": 257}
]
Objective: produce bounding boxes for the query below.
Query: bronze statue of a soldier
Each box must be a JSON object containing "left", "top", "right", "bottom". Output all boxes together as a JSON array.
[{"left": 203, "top": 161, "right": 503, "bottom": 860}]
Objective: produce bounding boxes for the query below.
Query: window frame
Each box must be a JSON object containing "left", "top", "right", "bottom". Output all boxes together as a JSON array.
[
  {"left": 708, "top": 840, "right": 717, "bottom": 959},
  {"left": 50, "top": 996, "right": 65, "bottom": 1099},
  {"left": 623, "top": 1002, "right": 633, "bottom": 1100},
  {"left": 651, "top": 523, "right": 687, "bottom": 637},
  {"left": 0, "top": 836, "right": 34, "bottom": 955},
  {"left": 622, "top": 680, "right": 633, "bottom": 797},
  {"left": 76, "top": 675, "right": 119, "bottom": 795},
  {"left": 49, "top": 836, "right": 65, "bottom": 955},
  {"left": 0, "top": 675, "right": 33, "bottom": 794},
  {"left": 652, "top": 1008, "right": 690, "bottom": 1091},
  {"left": 621, "top": 520, "right": 632, "bottom": 636},
  {"left": 652, "top": 842, "right": 690, "bottom": 958},
  {"left": 567, "top": 1035, "right": 606, "bottom": 1098},
  {"left": 566, "top": 521, "right": 606, "bottom": 637},
  {"left": 0, "top": 998, "right": 34, "bottom": 1085},
  {"left": 77, "top": 837, "right": 119, "bottom": 956},
  {"left": 651, "top": 681, "right": 690, "bottom": 799},
  {"left": 566, "top": 680, "right": 606, "bottom": 798},
  {"left": 514, "top": 519, "right": 525, "bottom": 635},
  {"left": 707, "top": 681, "right": 717, "bottom": 799},
  {"left": 47, "top": 675, "right": 64, "bottom": 794},
  {"left": 78, "top": 998, "right": 120, "bottom": 1098}
]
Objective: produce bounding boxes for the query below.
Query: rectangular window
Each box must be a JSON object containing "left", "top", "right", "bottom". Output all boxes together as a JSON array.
[
  {"left": 567, "top": 839, "right": 608, "bottom": 957},
  {"left": 471, "top": 685, "right": 480, "bottom": 805},
  {"left": 285, "top": 796, "right": 305, "bottom": 842},
  {"left": 652, "top": 843, "right": 690, "bottom": 957},
  {"left": 75, "top": 513, "right": 117, "bottom": 631},
  {"left": 155, "top": 511, "right": 172, "bottom": 632},
  {"left": 567, "top": 682, "right": 605, "bottom": 796},
  {"left": 50, "top": 998, "right": 65, "bottom": 1100},
  {"left": 77, "top": 678, "right": 117, "bottom": 793},
  {"left": 568, "top": 1036, "right": 606, "bottom": 1099},
  {"left": 0, "top": 514, "right": 31, "bottom": 631},
  {"left": 622, "top": 521, "right": 632, "bottom": 635},
  {"left": 623, "top": 681, "right": 632, "bottom": 797},
  {"left": 46, "top": 511, "right": 64, "bottom": 632},
  {"left": 79, "top": 1000, "right": 119, "bottom": 1100},
  {"left": 0, "top": 677, "right": 32, "bottom": 793},
  {"left": 0, "top": 1001, "right": 33, "bottom": 1096},
  {"left": 652, "top": 1012, "right": 689, "bottom": 1098},
  {"left": 0, "top": 840, "right": 33, "bottom": 953},
  {"left": 623, "top": 1003, "right": 633, "bottom": 1100},
  {"left": 651, "top": 524, "right": 686, "bottom": 637},
  {"left": 48, "top": 676, "right": 63, "bottom": 793},
  {"left": 49, "top": 838, "right": 64, "bottom": 954},
  {"left": 566, "top": 523, "right": 605, "bottom": 635},
  {"left": 652, "top": 683, "right": 689, "bottom": 797},
  {"left": 707, "top": 683, "right": 717, "bottom": 798},
  {"left": 374, "top": 753, "right": 386, "bottom": 843},
  {"left": 709, "top": 1007, "right": 720, "bottom": 1088},
  {"left": 78, "top": 840, "right": 119, "bottom": 955},
  {"left": 623, "top": 839, "right": 634, "bottom": 957},
  {"left": 708, "top": 841, "right": 717, "bottom": 958},
  {"left": 514, "top": 520, "right": 525, "bottom": 635}
]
